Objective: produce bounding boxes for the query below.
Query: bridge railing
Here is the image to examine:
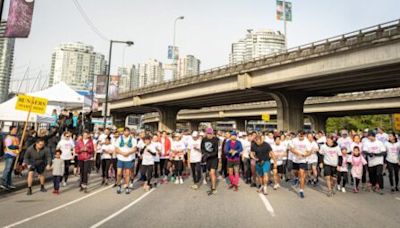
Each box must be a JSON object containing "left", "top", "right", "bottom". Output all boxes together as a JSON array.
[{"left": 116, "top": 19, "right": 400, "bottom": 100}]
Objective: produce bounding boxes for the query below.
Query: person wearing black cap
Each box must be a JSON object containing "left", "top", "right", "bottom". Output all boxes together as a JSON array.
[{"left": 362, "top": 131, "right": 386, "bottom": 194}]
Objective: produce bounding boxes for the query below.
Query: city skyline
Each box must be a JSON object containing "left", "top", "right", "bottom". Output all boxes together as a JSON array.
[{"left": 5, "top": 0, "right": 400, "bottom": 92}]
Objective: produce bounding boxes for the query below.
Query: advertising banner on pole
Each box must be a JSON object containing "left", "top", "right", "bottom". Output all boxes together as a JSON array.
[
  {"left": 5, "top": 0, "right": 35, "bottom": 38},
  {"left": 95, "top": 75, "right": 107, "bottom": 99},
  {"left": 394, "top": 113, "right": 400, "bottom": 131},
  {"left": 109, "top": 75, "right": 120, "bottom": 100},
  {"left": 276, "top": 0, "right": 292, "bottom": 21}
]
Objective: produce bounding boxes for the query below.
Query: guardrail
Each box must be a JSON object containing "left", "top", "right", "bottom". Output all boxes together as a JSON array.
[{"left": 116, "top": 19, "right": 400, "bottom": 100}]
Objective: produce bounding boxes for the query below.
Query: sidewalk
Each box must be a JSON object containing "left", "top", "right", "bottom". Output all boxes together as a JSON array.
[{"left": 0, "top": 160, "right": 53, "bottom": 195}]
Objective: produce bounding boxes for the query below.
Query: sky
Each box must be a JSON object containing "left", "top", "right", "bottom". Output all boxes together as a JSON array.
[{"left": 5, "top": 0, "right": 400, "bottom": 92}]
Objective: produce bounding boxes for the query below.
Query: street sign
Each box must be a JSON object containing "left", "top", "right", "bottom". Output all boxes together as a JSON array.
[
  {"left": 15, "top": 94, "right": 48, "bottom": 114},
  {"left": 394, "top": 113, "right": 400, "bottom": 130},
  {"left": 262, "top": 113, "right": 270, "bottom": 122}
]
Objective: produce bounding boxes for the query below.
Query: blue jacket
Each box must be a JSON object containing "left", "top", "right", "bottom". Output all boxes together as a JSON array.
[{"left": 224, "top": 139, "right": 243, "bottom": 160}]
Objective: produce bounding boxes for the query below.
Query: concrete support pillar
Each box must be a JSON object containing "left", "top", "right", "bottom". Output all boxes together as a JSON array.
[
  {"left": 307, "top": 114, "right": 327, "bottom": 132},
  {"left": 188, "top": 120, "right": 200, "bottom": 131},
  {"left": 268, "top": 92, "right": 307, "bottom": 132},
  {"left": 156, "top": 107, "right": 179, "bottom": 132},
  {"left": 235, "top": 119, "right": 246, "bottom": 132},
  {"left": 112, "top": 113, "right": 127, "bottom": 128}
]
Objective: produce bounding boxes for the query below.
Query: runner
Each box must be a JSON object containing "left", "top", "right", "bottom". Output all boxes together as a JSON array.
[
  {"left": 151, "top": 135, "right": 162, "bottom": 187},
  {"left": 363, "top": 131, "right": 386, "bottom": 194},
  {"left": 56, "top": 131, "right": 74, "bottom": 186},
  {"left": 171, "top": 133, "right": 185, "bottom": 184},
  {"left": 188, "top": 131, "right": 202, "bottom": 189},
  {"left": 271, "top": 136, "right": 287, "bottom": 190},
  {"left": 320, "top": 135, "right": 341, "bottom": 197},
  {"left": 348, "top": 146, "right": 367, "bottom": 193},
  {"left": 100, "top": 136, "right": 114, "bottom": 185},
  {"left": 239, "top": 132, "right": 252, "bottom": 184},
  {"left": 306, "top": 133, "right": 319, "bottom": 186},
  {"left": 201, "top": 127, "right": 219, "bottom": 195},
  {"left": 1, "top": 126, "right": 20, "bottom": 190},
  {"left": 51, "top": 149, "right": 64, "bottom": 195},
  {"left": 384, "top": 132, "right": 399, "bottom": 192},
  {"left": 251, "top": 135, "right": 277, "bottom": 195},
  {"left": 141, "top": 135, "right": 157, "bottom": 191},
  {"left": 224, "top": 131, "right": 243, "bottom": 191},
  {"left": 24, "top": 138, "right": 52, "bottom": 195},
  {"left": 115, "top": 127, "right": 137, "bottom": 194},
  {"left": 75, "top": 130, "right": 95, "bottom": 193},
  {"left": 159, "top": 131, "right": 172, "bottom": 184},
  {"left": 337, "top": 147, "right": 349, "bottom": 193},
  {"left": 289, "top": 131, "right": 312, "bottom": 198}
]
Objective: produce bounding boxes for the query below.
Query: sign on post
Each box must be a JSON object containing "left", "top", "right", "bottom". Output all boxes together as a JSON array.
[
  {"left": 394, "top": 113, "right": 400, "bottom": 131},
  {"left": 15, "top": 94, "right": 48, "bottom": 114},
  {"left": 276, "top": 0, "right": 292, "bottom": 21},
  {"left": 262, "top": 113, "right": 270, "bottom": 122}
]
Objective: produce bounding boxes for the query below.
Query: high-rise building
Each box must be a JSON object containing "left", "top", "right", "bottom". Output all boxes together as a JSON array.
[
  {"left": 177, "top": 55, "right": 200, "bottom": 79},
  {"left": 229, "top": 29, "right": 285, "bottom": 64},
  {"left": 0, "top": 21, "right": 15, "bottom": 102},
  {"left": 137, "top": 59, "right": 164, "bottom": 87},
  {"left": 49, "top": 42, "right": 106, "bottom": 91}
]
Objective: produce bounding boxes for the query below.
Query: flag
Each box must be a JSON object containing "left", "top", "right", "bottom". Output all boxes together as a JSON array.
[
  {"left": 5, "top": 0, "right": 35, "bottom": 38},
  {"left": 276, "top": 0, "right": 292, "bottom": 22}
]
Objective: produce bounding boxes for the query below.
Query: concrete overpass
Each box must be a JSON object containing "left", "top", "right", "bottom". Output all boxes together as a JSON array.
[
  {"left": 109, "top": 19, "right": 400, "bottom": 131},
  {"left": 139, "top": 88, "right": 400, "bottom": 131}
]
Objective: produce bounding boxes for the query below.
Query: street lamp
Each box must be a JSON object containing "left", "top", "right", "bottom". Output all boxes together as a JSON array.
[
  {"left": 172, "top": 16, "right": 184, "bottom": 79},
  {"left": 103, "top": 40, "right": 134, "bottom": 128}
]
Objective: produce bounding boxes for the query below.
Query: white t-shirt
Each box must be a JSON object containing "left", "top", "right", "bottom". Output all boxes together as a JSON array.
[
  {"left": 363, "top": 139, "right": 386, "bottom": 167},
  {"left": 101, "top": 144, "right": 115, "bottom": 159},
  {"left": 98, "top": 133, "right": 108, "bottom": 144},
  {"left": 289, "top": 138, "right": 311, "bottom": 164},
  {"left": 307, "top": 141, "right": 319, "bottom": 164},
  {"left": 57, "top": 139, "right": 75, "bottom": 160},
  {"left": 152, "top": 141, "right": 162, "bottom": 162},
  {"left": 264, "top": 136, "right": 275, "bottom": 146},
  {"left": 337, "top": 137, "right": 353, "bottom": 152},
  {"left": 385, "top": 141, "right": 400, "bottom": 164},
  {"left": 188, "top": 138, "right": 202, "bottom": 163},
  {"left": 171, "top": 140, "right": 186, "bottom": 161},
  {"left": 319, "top": 144, "right": 341, "bottom": 167},
  {"left": 376, "top": 133, "right": 389, "bottom": 143},
  {"left": 350, "top": 142, "right": 363, "bottom": 153},
  {"left": 271, "top": 143, "right": 287, "bottom": 166},
  {"left": 240, "top": 138, "right": 251, "bottom": 159},
  {"left": 142, "top": 143, "right": 157, "bottom": 165},
  {"left": 116, "top": 136, "right": 137, "bottom": 161}
]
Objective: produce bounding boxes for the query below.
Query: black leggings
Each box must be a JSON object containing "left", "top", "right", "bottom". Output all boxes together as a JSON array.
[
  {"left": 79, "top": 160, "right": 90, "bottom": 186},
  {"left": 141, "top": 165, "right": 154, "bottom": 185},
  {"left": 95, "top": 154, "right": 101, "bottom": 171},
  {"left": 62, "top": 160, "right": 71, "bottom": 183},
  {"left": 387, "top": 162, "right": 399, "bottom": 187},
  {"left": 354, "top": 177, "right": 361, "bottom": 189},
  {"left": 111, "top": 158, "right": 117, "bottom": 178},
  {"left": 337, "top": 171, "right": 348, "bottom": 187},
  {"left": 160, "top": 159, "right": 170, "bottom": 177},
  {"left": 362, "top": 164, "right": 368, "bottom": 184},
  {"left": 173, "top": 160, "right": 183, "bottom": 177},
  {"left": 368, "top": 165, "right": 383, "bottom": 189},
  {"left": 191, "top": 162, "right": 202, "bottom": 184},
  {"left": 101, "top": 159, "right": 112, "bottom": 179},
  {"left": 154, "top": 162, "right": 160, "bottom": 178}
]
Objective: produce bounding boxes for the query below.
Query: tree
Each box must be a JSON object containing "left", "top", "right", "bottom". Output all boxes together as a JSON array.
[{"left": 326, "top": 114, "right": 393, "bottom": 133}]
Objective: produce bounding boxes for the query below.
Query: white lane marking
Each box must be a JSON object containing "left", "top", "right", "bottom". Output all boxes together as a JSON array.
[
  {"left": 90, "top": 188, "right": 155, "bottom": 228},
  {"left": 4, "top": 185, "right": 113, "bottom": 228},
  {"left": 396, "top": 197, "right": 400, "bottom": 201},
  {"left": 258, "top": 193, "right": 276, "bottom": 217}
]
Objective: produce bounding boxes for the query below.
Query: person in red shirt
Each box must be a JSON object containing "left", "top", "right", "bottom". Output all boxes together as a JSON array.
[{"left": 75, "top": 130, "right": 94, "bottom": 193}]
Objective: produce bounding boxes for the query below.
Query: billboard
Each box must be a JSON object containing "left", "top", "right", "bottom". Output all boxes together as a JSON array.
[
  {"left": 95, "top": 75, "right": 120, "bottom": 100},
  {"left": 276, "top": 0, "right": 292, "bottom": 22},
  {"left": 5, "top": 0, "right": 35, "bottom": 38}
]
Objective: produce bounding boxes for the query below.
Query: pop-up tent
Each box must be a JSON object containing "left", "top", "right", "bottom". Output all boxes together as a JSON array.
[
  {"left": 31, "top": 81, "right": 90, "bottom": 108},
  {"left": 0, "top": 96, "right": 55, "bottom": 123}
]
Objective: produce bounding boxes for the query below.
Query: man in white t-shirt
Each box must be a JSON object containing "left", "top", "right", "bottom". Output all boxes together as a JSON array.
[
  {"left": 188, "top": 131, "right": 202, "bottom": 189},
  {"left": 363, "top": 131, "right": 386, "bottom": 194},
  {"left": 115, "top": 128, "right": 137, "bottom": 194}
]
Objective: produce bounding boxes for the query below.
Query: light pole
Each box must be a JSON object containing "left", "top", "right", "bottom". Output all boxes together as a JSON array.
[
  {"left": 172, "top": 16, "right": 184, "bottom": 79},
  {"left": 103, "top": 40, "right": 134, "bottom": 128}
]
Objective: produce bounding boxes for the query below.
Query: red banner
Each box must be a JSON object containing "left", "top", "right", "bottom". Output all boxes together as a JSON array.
[{"left": 5, "top": 0, "right": 35, "bottom": 38}]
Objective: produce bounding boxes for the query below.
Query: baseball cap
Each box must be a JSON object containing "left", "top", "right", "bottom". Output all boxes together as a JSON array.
[
  {"left": 206, "top": 127, "right": 214, "bottom": 134},
  {"left": 231, "top": 131, "right": 237, "bottom": 136}
]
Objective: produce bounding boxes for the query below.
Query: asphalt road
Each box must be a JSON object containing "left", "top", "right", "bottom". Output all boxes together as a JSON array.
[{"left": 1, "top": 172, "right": 400, "bottom": 228}]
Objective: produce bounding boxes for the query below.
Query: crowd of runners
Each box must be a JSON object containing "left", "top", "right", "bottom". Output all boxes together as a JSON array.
[{"left": 1, "top": 124, "right": 399, "bottom": 199}]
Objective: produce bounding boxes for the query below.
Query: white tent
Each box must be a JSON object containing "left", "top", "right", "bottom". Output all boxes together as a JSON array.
[
  {"left": 31, "top": 81, "right": 89, "bottom": 108},
  {"left": 0, "top": 96, "right": 55, "bottom": 123}
]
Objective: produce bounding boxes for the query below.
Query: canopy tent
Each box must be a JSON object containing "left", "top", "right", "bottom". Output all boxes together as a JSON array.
[
  {"left": 30, "top": 81, "right": 90, "bottom": 108},
  {"left": 0, "top": 96, "right": 55, "bottom": 123}
]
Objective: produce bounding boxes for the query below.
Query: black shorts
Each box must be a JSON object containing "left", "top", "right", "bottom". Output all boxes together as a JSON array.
[
  {"left": 276, "top": 164, "right": 285, "bottom": 174},
  {"left": 206, "top": 158, "right": 218, "bottom": 171},
  {"left": 29, "top": 163, "right": 46, "bottom": 174},
  {"left": 292, "top": 162, "right": 308, "bottom": 171},
  {"left": 227, "top": 160, "right": 239, "bottom": 168},
  {"left": 324, "top": 164, "right": 337, "bottom": 177}
]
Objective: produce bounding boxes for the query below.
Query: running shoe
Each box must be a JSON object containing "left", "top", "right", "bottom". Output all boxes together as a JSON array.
[
  {"left": 125, "top": 188, "right": 131, "bottom": 194},
  {"left": 175, "top": 178, "right": 179, "bottom": 184},
  {"left": 27, "top": 188, "right": 32, "bottom": 196},
  {"left": 207, "top": 189, "right": 217, "bottom": 196},
  {"left": 62, "top": 182, "right": 67, "bottom": 187},
  {"left": 40, "top": 186, "right": 47, "bottom": 192},
  {"left": 8, "top": 185, "right": 16, "bottom": 189},
  {"left": 117, "top": 185, "right": 122, "bottom": 194},
  {"left": 327, "top": 191, "right": 333, "bottom": 197},
  {"left": 273, "top": 184, "right": 280, "bottom": 190},
  {"left": 299, "top": 191, "right": 305, "bottom": 198},
  {"left": 203, "top": 179, "right": 207, "bottom": 185},
  {"left": 341, "top": 188, "right": 346, "bottom": 193},
  {"left": 179, "top": 178, "right": 184, "bottom": 184},
  {"left": 0, "top": 184, "right": 10, "bottom": 190}
]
